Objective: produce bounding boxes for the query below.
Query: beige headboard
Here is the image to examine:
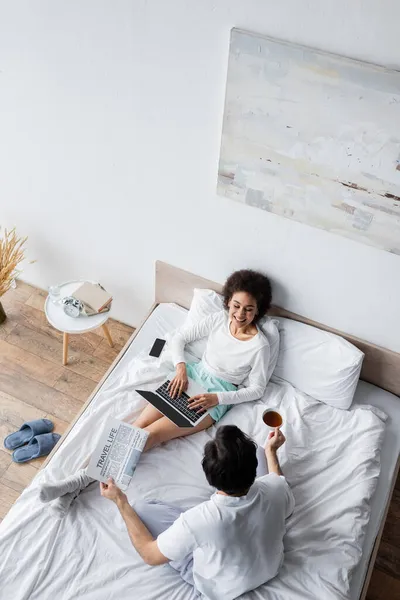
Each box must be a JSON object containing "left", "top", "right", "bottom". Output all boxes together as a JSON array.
[{"left": 155, "top": 261, "right": 400, "bottom": 397}]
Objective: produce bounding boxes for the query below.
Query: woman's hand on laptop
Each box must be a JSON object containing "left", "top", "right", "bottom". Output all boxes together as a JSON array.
[
  {"left": 168, "top": 363, "right": 189, "bottom": 398},
  {"left": 188, "top": 393, "right": 218, "bottom": 413}
]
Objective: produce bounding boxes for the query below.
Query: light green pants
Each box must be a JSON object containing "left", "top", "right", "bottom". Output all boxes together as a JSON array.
[{"left": 185, "top": 361, "right": 236, "bottom": 423}]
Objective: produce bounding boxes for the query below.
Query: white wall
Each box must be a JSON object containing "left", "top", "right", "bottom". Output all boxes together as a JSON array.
[{"left": 1, "top": 0, "right": 400, "bottom": 351}]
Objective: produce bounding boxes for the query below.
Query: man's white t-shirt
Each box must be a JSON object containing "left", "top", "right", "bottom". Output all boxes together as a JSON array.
[{"left": 157, "top": 474, "right": 295, "bottom": 600}]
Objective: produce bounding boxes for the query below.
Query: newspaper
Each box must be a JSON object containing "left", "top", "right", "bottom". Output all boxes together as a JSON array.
[{"left": 87, "top": 417, "right": 149, "bottom": 491}]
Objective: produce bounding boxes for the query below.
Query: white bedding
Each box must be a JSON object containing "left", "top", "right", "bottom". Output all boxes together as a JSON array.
[{"left": 0, "top": 303, "right": 394, "bottom": 600}]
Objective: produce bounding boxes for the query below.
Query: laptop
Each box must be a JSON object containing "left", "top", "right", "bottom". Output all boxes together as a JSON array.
[{"left": 136, "top": 374, "right": 209, "bottom": 427}]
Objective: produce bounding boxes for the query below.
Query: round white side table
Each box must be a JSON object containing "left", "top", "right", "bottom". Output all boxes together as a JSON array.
[{"left": 45, "top": 280, "right": 114, "bottom": 366}]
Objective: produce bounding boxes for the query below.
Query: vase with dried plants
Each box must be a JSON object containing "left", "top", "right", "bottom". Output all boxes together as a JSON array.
[{"left": 0, "top": 227, "right": 34, "bottom": 324}]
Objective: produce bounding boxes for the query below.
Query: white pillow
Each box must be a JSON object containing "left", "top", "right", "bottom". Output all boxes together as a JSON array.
[
  {"left": 183, "top": 288, "right": 280, "bottom": 382},
  {"left": 273, "top": 317, "right": 364, "bottom": 409},
  {"left": 188, "top": 288, "right": 224, "bottom": 321}
]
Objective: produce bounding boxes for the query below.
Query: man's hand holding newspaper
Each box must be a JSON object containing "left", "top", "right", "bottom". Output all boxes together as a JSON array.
[{"left": 100, "top": 478, "right": 125, "bottom": 503}]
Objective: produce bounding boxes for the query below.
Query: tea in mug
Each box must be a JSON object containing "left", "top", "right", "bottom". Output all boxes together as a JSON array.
[{"left": 262, "top": 410, "right": 283, "bottom": 428}]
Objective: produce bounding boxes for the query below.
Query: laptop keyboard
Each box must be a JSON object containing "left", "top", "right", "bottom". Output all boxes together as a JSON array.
[{"left": 156, "top": 381, "right": 203, "bottom": 424}]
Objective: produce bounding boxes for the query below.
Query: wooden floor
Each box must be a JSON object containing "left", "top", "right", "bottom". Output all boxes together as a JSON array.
[
  {"left": 0, "top": 281, "right": 134, "bottom": 520},
  {"left": 0, "top": 282, "right": 399, "bottom": 599}
]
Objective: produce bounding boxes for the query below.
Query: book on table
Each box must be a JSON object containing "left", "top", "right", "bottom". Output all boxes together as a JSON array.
[
  {"left": 73, "top": 282, "right": 112, "bottom": 315},
  {"left": 87, "top": 417, "right": 149, "bottom": 491}
]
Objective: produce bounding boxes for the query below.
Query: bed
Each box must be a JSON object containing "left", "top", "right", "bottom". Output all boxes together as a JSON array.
[{"left": 0, "top": 261, "right": 399, "bottom": 600}]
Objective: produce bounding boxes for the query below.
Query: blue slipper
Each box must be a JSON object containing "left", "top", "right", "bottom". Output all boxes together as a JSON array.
[
  {"left": 4, "top": 419, "right": 54, "bottom": 450},
  {"left": 12, "top": 433, "right": 61, "bottom": 463}
]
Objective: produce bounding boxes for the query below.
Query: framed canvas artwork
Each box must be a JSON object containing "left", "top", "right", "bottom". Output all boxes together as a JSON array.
[{"left": 217, "top": 29, "right": 400, "bottom": 254}]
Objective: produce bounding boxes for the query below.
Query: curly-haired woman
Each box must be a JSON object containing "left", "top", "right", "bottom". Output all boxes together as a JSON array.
[{"left": 133, "top": 268, "right": 273, "bottom": 450}]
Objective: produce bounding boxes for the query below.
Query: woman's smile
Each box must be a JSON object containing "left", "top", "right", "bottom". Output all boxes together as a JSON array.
[{"left": 234, "top": 315, "right": 247, "bottom": 324}]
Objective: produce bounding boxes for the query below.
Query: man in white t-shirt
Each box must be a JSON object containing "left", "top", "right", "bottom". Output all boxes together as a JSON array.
[{"left": 100, "top": 425, "right": 294, "bottom": 600}]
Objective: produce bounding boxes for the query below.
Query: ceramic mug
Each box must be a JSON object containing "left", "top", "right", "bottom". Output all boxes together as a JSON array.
[{"left": 262, "top": 408, "right": 284, "bottom": 433}]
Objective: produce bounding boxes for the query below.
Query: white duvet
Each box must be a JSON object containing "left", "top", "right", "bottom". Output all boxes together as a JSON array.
[{"left": 0, "top": 347, "right": 386, "bottom": 600}]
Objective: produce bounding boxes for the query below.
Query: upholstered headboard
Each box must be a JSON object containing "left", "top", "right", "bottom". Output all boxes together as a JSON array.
[{"left": 155, "top": 260, "right": 400, "bottom": 397}]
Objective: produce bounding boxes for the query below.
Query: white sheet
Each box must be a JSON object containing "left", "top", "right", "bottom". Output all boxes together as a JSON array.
[{"left": 0, "top": 303, "right": 395, "bottom": 600}]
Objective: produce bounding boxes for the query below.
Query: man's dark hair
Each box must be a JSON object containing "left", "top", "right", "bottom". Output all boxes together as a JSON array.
[
  {"left": 202, "top": 425, "right": 258, "bottom": 495},
  {"left": 222, "top": 269, "right": 272, "bottom": 324}
]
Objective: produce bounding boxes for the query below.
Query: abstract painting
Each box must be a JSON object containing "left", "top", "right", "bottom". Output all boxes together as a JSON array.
[{"left": 217, "top": 29, "right": 400, "bottom": 254}]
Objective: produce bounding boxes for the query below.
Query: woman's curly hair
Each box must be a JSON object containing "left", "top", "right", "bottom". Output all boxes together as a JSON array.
[{"left": 222, "top": 269, "right": 272, "bottom": 323}]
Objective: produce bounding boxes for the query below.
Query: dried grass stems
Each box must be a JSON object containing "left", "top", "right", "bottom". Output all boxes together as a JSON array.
[{"left": 0, "top": 227, "right": 34, "bottom": 297}]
